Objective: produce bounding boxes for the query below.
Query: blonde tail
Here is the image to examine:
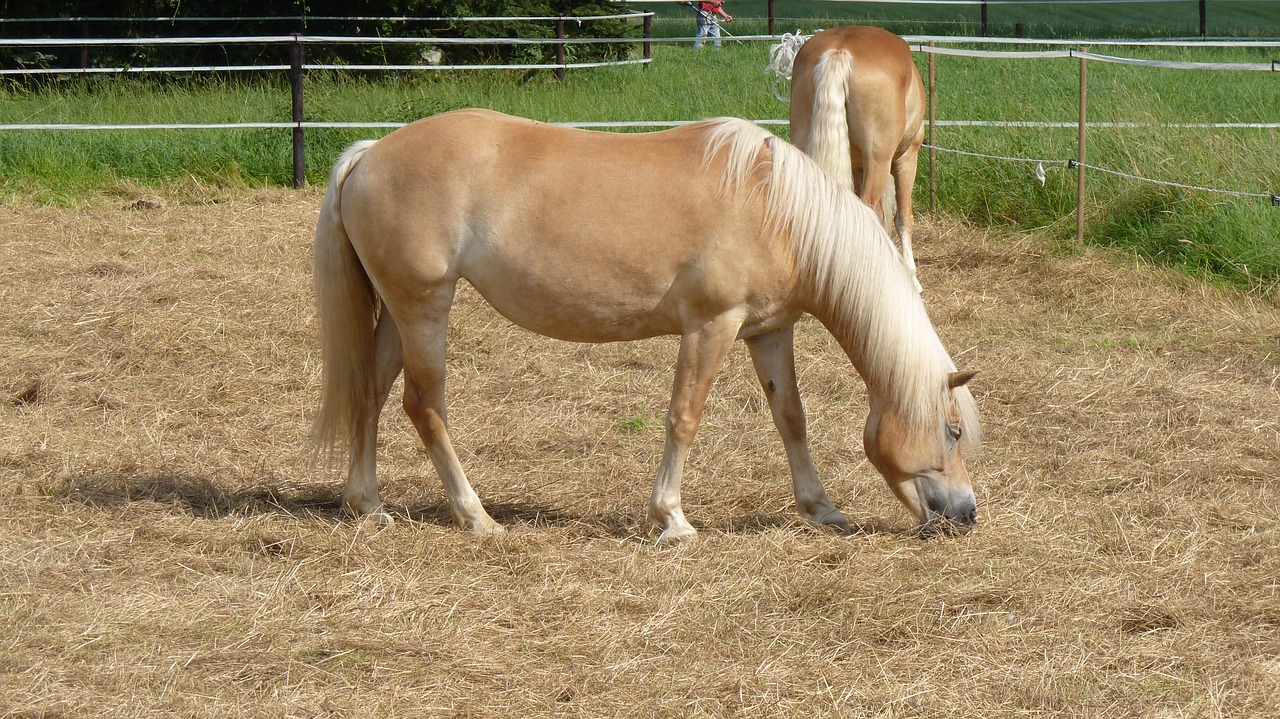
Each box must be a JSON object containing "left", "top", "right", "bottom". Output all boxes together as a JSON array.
[
  {"left": 806, "top": 50, "right": 855, "bottom": 192},
  {"left": 310, "top": 140, "right": 378, "bottom": 464}
]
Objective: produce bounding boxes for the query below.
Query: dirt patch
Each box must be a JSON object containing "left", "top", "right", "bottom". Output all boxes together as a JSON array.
[{"left": 2, "top": 189, "right": 1277, "bottom": 717}]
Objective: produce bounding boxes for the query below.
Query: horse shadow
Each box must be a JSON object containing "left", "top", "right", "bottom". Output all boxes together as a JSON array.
[{"left": 53, "top": 471, "right": 898, "bottom": 540}]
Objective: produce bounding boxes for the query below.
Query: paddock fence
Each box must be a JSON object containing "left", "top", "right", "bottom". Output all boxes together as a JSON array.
[{"left": 1, "top": 19, "right": 1276, "bottom": 242}]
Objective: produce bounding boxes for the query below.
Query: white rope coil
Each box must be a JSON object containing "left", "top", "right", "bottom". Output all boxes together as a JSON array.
[{"left": 765, "top": 31, "right": 812, "bottom": 102}]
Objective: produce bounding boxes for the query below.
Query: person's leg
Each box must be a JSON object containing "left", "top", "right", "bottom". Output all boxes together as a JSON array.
[{"left": 694, "top": 12, "right": 709, "bottom": 49}]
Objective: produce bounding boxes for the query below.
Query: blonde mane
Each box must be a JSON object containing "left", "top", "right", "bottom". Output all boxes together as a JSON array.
[{"left": 700, "top": 118, "right": 981, "bottom": 450}]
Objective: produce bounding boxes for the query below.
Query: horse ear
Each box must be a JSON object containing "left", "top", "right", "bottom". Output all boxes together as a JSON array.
[{"left": 947, "top": 370, "right": 978, "bottom": 389}]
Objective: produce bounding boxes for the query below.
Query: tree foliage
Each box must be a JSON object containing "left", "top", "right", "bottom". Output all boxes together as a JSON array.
[{"left": 1, "top": 0, "right": 640, "bottom": 70}]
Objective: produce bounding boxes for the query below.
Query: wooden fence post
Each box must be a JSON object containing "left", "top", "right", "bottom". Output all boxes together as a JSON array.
[
  {"left": 928, "top": 42, "right": 937, "bottom": 213},
  {"left": 289, "top": 33, "right": 305, "bottom": 190},
  {"left": 78, "top": 20, "right": 90, "bottom": 69},
  {"left": 643, "top": 14, "right": 653, "bottom": 61},
  {"left": 768, "top": 0, "right": 776, "bottom": 36},
  {"left": 1076, "top": 48, "right": 1088, "bottom": 244},
  {"left": 981, "top": 1, "right": 988, "bottom": 37},
  {"left": 555, "top": 18, "right": 566, "bottom": 81}
]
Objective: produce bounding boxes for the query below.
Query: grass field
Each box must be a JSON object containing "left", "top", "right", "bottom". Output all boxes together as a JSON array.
[{"left": 3, "top": 187, "right": 1278, "bottom": 716}]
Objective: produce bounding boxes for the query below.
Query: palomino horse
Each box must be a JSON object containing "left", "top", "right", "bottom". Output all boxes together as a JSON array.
[
  {"left": 787, "top": 26, "right": 926, "bottom": 289},
  {"left": 310, "top": 108, "right": 980, "bottom": 541}
]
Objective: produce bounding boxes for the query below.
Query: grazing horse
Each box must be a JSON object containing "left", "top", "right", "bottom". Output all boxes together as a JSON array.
[
  {"left": 310, "top": 108, "right": 980, "bottom": 541},
  {"left": 787, "top": 26, "right": 927, "bottom": 289}
]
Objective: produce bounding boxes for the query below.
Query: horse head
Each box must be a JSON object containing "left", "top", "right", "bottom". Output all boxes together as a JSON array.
[{"left": 863, "top": 370, "right": 979, "bottom": 534}]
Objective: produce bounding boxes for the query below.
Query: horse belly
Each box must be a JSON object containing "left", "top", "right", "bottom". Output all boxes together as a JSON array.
[{"left": 458, "top": 243, "right": 696, "bottom": 343}]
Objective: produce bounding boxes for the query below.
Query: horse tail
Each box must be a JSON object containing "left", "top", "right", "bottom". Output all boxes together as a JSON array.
[
  {"left": 310, "top": 140, "right": 379, "bottom": 465},
  {"left": 806, "top": 49, "right": 855, "bottom": 192}
]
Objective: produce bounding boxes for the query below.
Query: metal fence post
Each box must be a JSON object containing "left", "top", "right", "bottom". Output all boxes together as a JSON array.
[{"left": 290, "top": 33, "right": 305, "bottom": 189}]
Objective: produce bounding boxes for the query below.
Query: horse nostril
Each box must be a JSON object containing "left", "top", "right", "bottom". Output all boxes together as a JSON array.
[{"left": 962, "top": 506, "right": 978, "bottom": 525}]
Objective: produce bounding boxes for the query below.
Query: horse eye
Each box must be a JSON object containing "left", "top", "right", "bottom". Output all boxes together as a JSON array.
[{"left": 948, "top": 423, "right": 963, "bottom": 440}]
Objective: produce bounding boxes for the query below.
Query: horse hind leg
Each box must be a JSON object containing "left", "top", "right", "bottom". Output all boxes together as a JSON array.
[
  {"left": 342, "top": 309, "right": 404, "bottom": 525},
  {"left": 397, "top": 282, "right": 501, "bottom": 535},
  {"left": 745, "top": 326, "right": 850, "bottom": 533},
  {"left": 892, "top": 146, "right": 923, "bottom": 292}
]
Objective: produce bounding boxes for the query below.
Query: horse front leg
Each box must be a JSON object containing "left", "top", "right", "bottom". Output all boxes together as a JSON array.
[
  {"left": 745, "top": 326, "right": 851, "bottom": 533},
  {"left": 649, "top": 314, "right": 742, "bottom": 543},
  {"left": 342, "top": 310, "right": 403, "bottom": 525}
]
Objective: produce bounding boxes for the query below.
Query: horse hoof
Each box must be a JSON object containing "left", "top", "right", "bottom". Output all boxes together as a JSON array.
[
  {"left": 656, "top": 524, "right": 698, "bottom": 544},
  {"left": 459, "top": 515, "right": 505, "bottom": 536},
  {"left": 471, "top": 522, "right": 506, "bottom": 536},
  {"left": 809, "top": 507, "right": 852, "bottom": 534},
  {"left": 362, "top": 508, "right": 395, "bottom": 528},
  {"left": 344, "top": 499, "right": 394, "bottom": 527}
]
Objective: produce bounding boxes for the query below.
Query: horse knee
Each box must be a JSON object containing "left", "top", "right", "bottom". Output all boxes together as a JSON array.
[{"left": 665, "top": 411, "right": 701, "bottom": 446}]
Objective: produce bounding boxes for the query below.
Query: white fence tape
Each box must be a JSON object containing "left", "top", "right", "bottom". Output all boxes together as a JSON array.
[{"left": 1080, "top": 52, "right": 1280, "bottom": 71}]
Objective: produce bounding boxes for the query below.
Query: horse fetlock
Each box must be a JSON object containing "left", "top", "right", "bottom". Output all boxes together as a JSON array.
[{"left": 342, "top": 490, "right": 383, "bottom": 515}]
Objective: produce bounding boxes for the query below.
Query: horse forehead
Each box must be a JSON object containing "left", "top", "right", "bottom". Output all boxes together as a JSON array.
[{"left": 944, "top": 395, "right": 963, "bottom": 424}]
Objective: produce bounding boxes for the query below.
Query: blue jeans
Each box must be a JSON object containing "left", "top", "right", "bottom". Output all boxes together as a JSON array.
[{"left": 694, "top": 13, "right": 721, "bottom": 49}]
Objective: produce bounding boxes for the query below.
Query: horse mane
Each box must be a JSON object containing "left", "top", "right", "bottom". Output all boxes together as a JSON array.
[{"left": 699, "top": 118, "right": 981, "bottom": 451}]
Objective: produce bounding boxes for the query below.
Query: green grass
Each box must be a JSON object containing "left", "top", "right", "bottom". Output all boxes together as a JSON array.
[{"left": 1, "top": 39, "right": 1277, "bottom": 290}]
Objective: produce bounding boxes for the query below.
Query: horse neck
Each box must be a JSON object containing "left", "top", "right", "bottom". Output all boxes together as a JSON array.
[
  {"left": 789, "top": 222, "right": 955, "bottom": 429},
  {"left": 810, "top": 295, "right": 948, "bottom": 408}
]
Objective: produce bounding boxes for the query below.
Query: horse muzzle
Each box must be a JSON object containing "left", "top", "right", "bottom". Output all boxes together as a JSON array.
[{"left": 914, "top": 473, "right": 978, "bottom": 535}]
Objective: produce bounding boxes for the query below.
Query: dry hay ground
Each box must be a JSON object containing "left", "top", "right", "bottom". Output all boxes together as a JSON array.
[{"left": 1, "top": 187, "right": 1278, "bottom": 719}]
